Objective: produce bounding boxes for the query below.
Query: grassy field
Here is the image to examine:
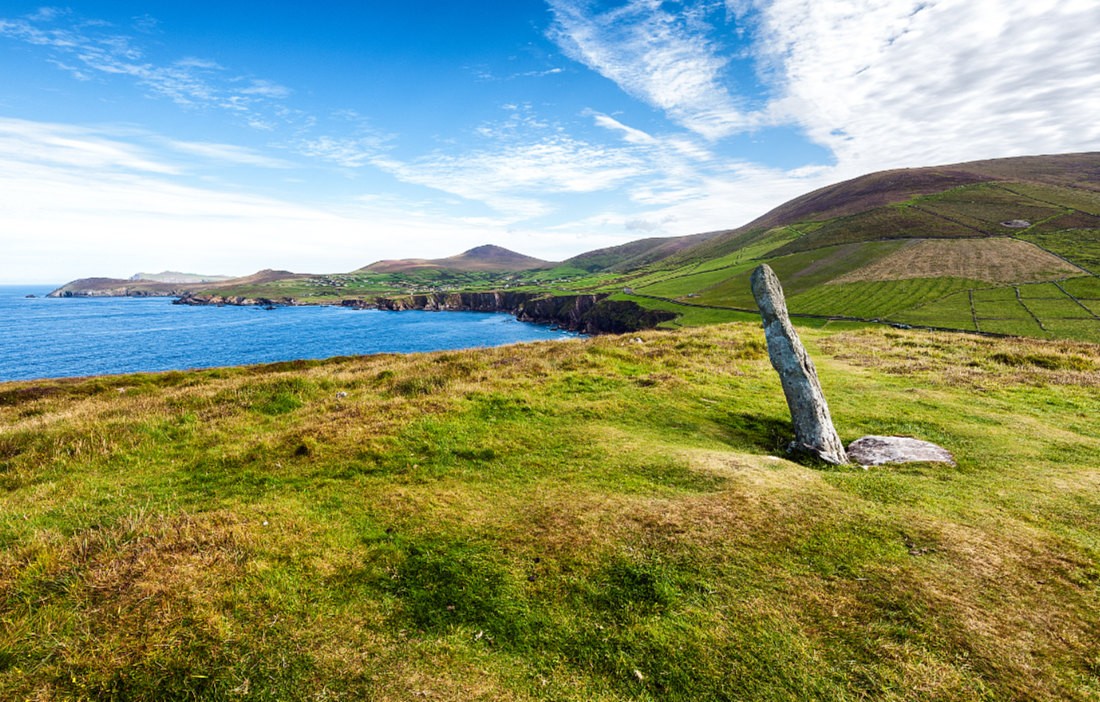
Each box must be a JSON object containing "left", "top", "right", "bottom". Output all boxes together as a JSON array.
[
  {"left": 1016, "top": 230, "right": 1100, "bottom": 274},
  {"left": 829, "top": 239, "right": 1083, "bottom": 285},
  {"left": 2, "top": 323, "right": 1098, "bottom": 700}
]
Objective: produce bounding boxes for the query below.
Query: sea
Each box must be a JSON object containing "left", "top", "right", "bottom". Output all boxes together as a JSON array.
[{"left": 0, "top": 285, "right": 578, "bottom": 383}]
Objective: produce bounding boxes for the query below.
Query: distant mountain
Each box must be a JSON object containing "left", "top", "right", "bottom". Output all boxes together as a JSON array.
[
  {"left": 360, "top": 245, "right": 553, "bottom": 273},
  {"left": 130, "top": 271, "right": 233, "bottom": 284},
  {"left": 48, "top": 269, "right": 302, "bottom": 298}
]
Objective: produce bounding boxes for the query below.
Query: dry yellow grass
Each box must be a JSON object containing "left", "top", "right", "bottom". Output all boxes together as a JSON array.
[{"left": 830, "top": 237, "right": 1084, "bottom": 284}]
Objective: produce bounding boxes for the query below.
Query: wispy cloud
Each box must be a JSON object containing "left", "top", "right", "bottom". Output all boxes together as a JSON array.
[
  {"left": 374, "top": 132, "right": 646, "bottom": 218},
  {"left": 745, "top": 0, "right": 1100, "bottom": 174},
  {"left": 0, "top": 117, "right": 539, "bottom": 281},
  {"left": 296, "top": 134, "right": 391, "bottom": 169},
  {"left": 373, "top": 120, "right": 650, "bottom": 220},
  {"left": 165, "top": 140, "right": 293, "bottom": 169},
  {"left": 0, "top": 10, "right": 292, "bottom": 125},
  {"left": 0, "top": 117, "right": 179, "bottom": 174},
  {"left": 548, "top": 0, "right": 760, "bottom": 139}
]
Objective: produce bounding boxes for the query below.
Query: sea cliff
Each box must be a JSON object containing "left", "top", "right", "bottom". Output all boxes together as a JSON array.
[{"left": 175, "top": 290, "right": 675, "bottom": 334}]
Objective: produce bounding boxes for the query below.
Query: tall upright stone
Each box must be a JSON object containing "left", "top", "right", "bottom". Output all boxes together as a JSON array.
[{"left": 750, "top": 264, "right": 849, "bottom": 464}]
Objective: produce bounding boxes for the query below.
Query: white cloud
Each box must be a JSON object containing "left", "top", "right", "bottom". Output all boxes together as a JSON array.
[
  {"left": 0, "top": 11, "right": 292, "bottom": 127},
  {"left": 297, "top": 134, "right": 391, "bottom": 169},
  {"left": 0, "top": 118, "right": 586, "bottom": 282},
  {"left": 550, "top": 0, "right": 1100, "bottom": 175},
  {"left": 749, "top": 0, "right": 1100, "bottom": 174},
  {"left": 590, "top": 112, "right": 657, "bottom": 146},
  {"left": 239, "top": 79, "right": 292, "bottom": 99},
  {"left": 0, "top": 118, "right": 179, "bottom": 174},
  {"left": 548, "top": 0, "right": 760, "bottom": 139},
  {"left": 373, "top": 134, "right": 650, "bottom": 219},
  {"left": 165, "top": 140, "right": 293, "bottom": 168}
]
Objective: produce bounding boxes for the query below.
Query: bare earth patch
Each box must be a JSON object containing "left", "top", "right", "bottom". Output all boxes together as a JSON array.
[{"left": 831, "top": 238, "right": 1085, "bottom": 284}]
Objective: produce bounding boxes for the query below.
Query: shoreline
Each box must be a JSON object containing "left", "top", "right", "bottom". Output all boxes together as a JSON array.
[{"left": 172, "top": 290, "right": 676, "bottom": 335}]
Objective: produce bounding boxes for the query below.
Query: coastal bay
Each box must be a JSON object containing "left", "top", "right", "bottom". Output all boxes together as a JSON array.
[{"left": 0, "top": 286, "right": 576, "bottom": 382}]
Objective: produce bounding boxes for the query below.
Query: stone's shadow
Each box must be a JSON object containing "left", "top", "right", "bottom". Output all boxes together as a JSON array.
[{"left": 720, "top": 412, "right": 792, "bottom": 455}]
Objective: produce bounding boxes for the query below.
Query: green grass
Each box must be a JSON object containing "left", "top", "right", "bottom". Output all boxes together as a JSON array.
[
  {"left": 768, "top": 206, "right": 963, "bottom": 256},
  {"left": 2, "top": 324, "right": 1099, "bottom": 700},
  {"left": 786, "top": 277, "right": 981, "bottom": 319},
  {"left": 889, "top": 290, "right": 978, "bottom": 331},
  {"left": 1001, "top": 182, "right": 1100, "bottom": 216},
  {"left": 688, "top": 241, "right": 906, "bottom": 309},
  {"left": 1016, "top": 229, "right": 1100, "bottom": 273},
  {"left": 913, "top": 183, "right": 1065, "bottom": 232}
]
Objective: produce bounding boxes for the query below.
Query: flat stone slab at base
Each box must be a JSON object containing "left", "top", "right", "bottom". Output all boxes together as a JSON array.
[{"left": 847, "top": 435, "right": 956, "bottom": 467}]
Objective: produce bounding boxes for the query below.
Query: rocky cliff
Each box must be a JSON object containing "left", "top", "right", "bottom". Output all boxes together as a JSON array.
[
  {"left": 352, "top": 291, "right": 675, "bottom": 333},
  {"left": 176, "top": 290, "right": 676, "bottom": 334}
]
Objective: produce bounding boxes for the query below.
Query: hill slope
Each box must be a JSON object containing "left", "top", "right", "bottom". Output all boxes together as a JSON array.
[
  {"left": 607, "top": 153, "right": 1100, "bottom": 342},
  {"left": 561, "top": 230, "right": 727, "bottom": 273},
  {"left": 46, "top": 153, "right": 1100, "bottom": 342}
]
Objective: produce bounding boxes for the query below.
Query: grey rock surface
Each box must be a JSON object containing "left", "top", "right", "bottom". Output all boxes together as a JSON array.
[
  {"left": 847, "top": 436, "right": 956, "bottom": 466},
  {"left": 750, "top": 264, "right": 849, "bottom": 465}
]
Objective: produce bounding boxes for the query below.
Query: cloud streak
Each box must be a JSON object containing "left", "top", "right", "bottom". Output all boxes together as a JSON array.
[
  {"left": 748, "top": 0, "right": 1100, "bottom": 174},
  {"left": 0, "top": 10, "right": 292, "bottom": 125},
  {"left": 373, "top": 134, "right": 649, "bottom": 219},
  {"left": 548, "top": 0, "right": 760, "bottom": 139}
]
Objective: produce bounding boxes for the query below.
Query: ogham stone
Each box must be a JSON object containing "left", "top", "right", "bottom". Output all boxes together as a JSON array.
[{"left": 750, "top": 264, "right": 849, "bottom": 465}]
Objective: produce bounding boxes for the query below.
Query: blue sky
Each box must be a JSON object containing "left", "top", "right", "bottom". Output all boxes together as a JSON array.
[{"left": 1, "top": 1, "right": 1098, "bottom": 283}]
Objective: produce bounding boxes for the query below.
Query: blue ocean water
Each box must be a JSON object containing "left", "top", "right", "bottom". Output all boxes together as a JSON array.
[{"left": 0, "top": 286, "right": 577, "bottom": 382}]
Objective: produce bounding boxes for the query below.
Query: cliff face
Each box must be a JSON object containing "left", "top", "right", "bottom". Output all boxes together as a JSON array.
[
  {"left": 178, "top": 290, "right": 675, "bottom": 334},
  {"left": 175, "top": 294, "right": 298, "bottom": 308},
  {"left": 366, "top": 291, "right": 676, "bottom": 333}
]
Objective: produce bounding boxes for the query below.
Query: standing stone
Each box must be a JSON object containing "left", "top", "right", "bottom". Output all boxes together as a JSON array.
[{"left": 751, "top": 264, "right": 849, "bottom": 464}]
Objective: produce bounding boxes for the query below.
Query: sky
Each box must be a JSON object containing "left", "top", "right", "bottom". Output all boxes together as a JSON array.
[{"left": 1, "top": 1, "right": 1098, "bottom": 283}]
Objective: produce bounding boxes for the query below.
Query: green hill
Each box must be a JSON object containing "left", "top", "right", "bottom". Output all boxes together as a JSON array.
[
  {"left": 204, "top": 152, "right": 1100, "bottom": 342},
  {"left": 1, "top": 323, "right": 1097, "bottom": 699},
  {"left": 590, "top": 153, "right": 1100, "bottom": 342},
  {"left": 48, "top": 152, "right": 1100, "bottom": 342}
]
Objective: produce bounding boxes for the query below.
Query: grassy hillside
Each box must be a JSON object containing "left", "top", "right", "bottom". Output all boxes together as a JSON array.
[
  {"left": 591, "top": 154, "right": 1100, "bottom": 342},
  {"left": 49, "top": 153, "right": 1100, "bottom": 342},
  {"left": 249, "top": 153, "right": 1100, "bottom": 342},
  {"left": 2, "top": 323, "right": 1098, "bottom": 700}
]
